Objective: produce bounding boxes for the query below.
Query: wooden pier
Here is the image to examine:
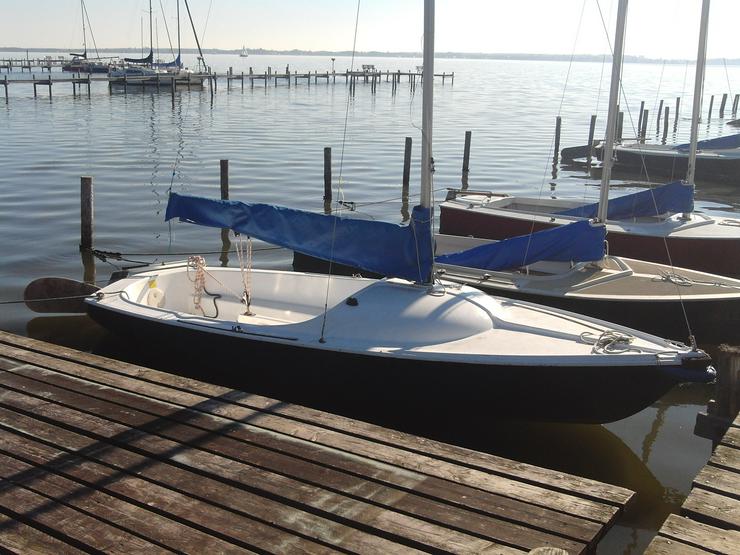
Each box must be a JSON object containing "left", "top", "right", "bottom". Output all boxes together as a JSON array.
[
  {"left": 646, "top": 412, "right": 740, "bottom": 554},
  {"left": 0, "top": 330, "right": 631, "bottom": 553}
]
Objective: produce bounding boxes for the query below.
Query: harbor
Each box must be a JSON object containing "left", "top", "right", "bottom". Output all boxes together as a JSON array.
[{"left": 3, "top": 0, "right": 740, "bottom": 553}]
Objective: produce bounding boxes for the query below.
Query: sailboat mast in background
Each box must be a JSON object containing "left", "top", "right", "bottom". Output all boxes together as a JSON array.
[{"left": 686, "top": 0, "right": 711, "bottom": 190}]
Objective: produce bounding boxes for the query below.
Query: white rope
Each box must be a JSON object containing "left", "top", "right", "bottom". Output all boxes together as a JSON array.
[
  {"left": 580, "top": 329, "right": 638, "bottom": 354},
  {"left": 186, "top": 255, "right": 207, "bottom": 315},
  {"left": 235, "top": 233, "right": 254, "bottom": 315}
]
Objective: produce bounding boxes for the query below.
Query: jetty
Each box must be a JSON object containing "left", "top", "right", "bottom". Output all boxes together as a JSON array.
[
  {"left": 0, "top": 330, "right": 631, "bottom": 553},
  {"left": 1, "top": 65, "right": 454, "bottom": 103}
]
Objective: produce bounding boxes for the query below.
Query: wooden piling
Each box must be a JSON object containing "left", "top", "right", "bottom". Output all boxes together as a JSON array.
[
  {"left": 616, "top": 111, "right": 624, "bottom": 143},
  {"left": 719, "top": 93, "right": 728, "bottom": 118},
  {"left": 708, "top": 95, "right": 714, "bottom": 120},
  {"left": 638, "top": 101, "right": 645, "bottom": 133},
  {"left": 733, "top": 94, "right": 740, "bottom": 117},
  {"left": 323, "top": 147, "right": 332, "bottom": 203},
  {"left": 640, "top": 110, "right": 649, "bottom": 143},
  {"left": 674, "top": 97, "right": 681, "bottom": 131},
  {"left": 462, "top": 130, "right": 472, "bottom": 183},
  {"left": 220, "top": 160, "right": 229, "bottom": 201},
  {"left": 586, "top": 115, "right": 597, "bottom": 167},
  {"left": 171, "top": 77, "right": 176, "bottom": 107},
  {"left": 662, "top": 106, "right": 670, "bottom": 143},
  {"left": 402, "top": 137, "right": 412, "bottom": 193},
  {"left": 2, "top": 75, "right": 7, "bottom": 103},
  {"left": 553, "top": 116, "right": 562, "bottom": 166},
  {"left": 80, "top": 176, "right": 94, "bottom": 251},
  {"left": 656, "top": 99, "right": 664, "bottom": 133}
]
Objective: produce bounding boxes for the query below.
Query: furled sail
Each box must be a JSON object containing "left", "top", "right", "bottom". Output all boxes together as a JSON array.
[
  {"left": 674, "top": 132, "right": 740, "bottom": 151},
  {"left": 124, "top": 50, "right": 154, "bottom": 65},
  {"left": 435, "top": 220, "right": 605, "bottom": 271},
  {"left": 558, "top": 180, "right": 694, "bottom": 220},
  {"left": 165, "top": 193, "right": 432, "bottom": 282}
]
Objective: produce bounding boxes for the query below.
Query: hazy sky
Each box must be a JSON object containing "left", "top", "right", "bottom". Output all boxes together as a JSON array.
[{"left": 2, "top": 0, "right": 739, "bottom": 60}]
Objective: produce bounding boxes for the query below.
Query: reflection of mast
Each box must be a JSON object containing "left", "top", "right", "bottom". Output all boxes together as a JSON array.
[
  {"left": 640, "top": 403, "right": 667, "bottom": 464},
  {"left": 149, "top": 0, "right": 154, "bottom": 68},
  {"left": 177, "top": 0, "right": 182, "bottom": 66}
]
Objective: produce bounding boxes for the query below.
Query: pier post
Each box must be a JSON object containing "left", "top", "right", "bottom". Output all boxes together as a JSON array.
[
  {"left": 733, "top": 94, "right": 740, "bottom": 117},
  {"left": 616, "top": 111, "right": 624, "bottom": 143},
  {"left": 640, "top": 110, "right": 649, "bottom": 143},
  {"left": 80, "top": 176, "right": 94, "bottom": 251},
  {"left": 402, "top": 137, "right": 412, "bottom": 193},
  {"left": 708, "top": 95, "right": 714, "bottom": 121},
  {"left": 637, "top": 101, "right": 645, "bottom": 135},
  {"left": 123, "top": 73, "right": 128, "bottom": 94},
  {"left": 662, "top": 106, "right": 670, "bottom": 143},
  {"left": 674, "top": 97, "right": 681, "bottom": 130},
  {"left": 656, "top": 99, "right": 664, "bottom": 133},
  {"left": 171, "top": 77, "right": 176, "bottom": 107},
  {"left": 695, "top": 345, "right": 740, "bottom": 442},
  {"left": 220, "top": 160, "right": 229, "bottom": 200},
  {"left": 553, "top": 116, "right": 562, "bottom": 166},
  {"left": 719, "top": 93, "right": 728, "bottom": 118},
  {"left": 323, "top": 147, "right": 332, "bottom": 213},
  {"left": 2, "top": 75, "right": 7, "bottom": 103},
  {"left": 241, "top": 71, "right": 244, "bottom": 91},
  {"left": 586, "top": 115, "right": 597, "bottom": 167},
  {"left": 462, "top": 131, "right": 472, "bottom": 188}
]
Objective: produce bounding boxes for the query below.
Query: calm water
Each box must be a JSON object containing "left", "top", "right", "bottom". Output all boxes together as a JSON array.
[{"left": 2, "top": 52, "right": 739, "bottom": 553}]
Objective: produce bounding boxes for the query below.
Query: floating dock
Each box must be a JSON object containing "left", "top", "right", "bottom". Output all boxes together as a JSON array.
[
  {"left": 646, "top": 412, "right": 740, "bottom": 554},
  {"left": 0, "top": 330, "right": 631, "bottom": 553}
]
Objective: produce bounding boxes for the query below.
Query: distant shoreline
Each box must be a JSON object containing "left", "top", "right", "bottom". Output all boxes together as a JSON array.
[{"left": 1, "top": 46, "right": 739, "bottom": 65}]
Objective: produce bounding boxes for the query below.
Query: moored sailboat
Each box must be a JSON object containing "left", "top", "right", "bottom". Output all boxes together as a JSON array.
[{"left": 85, "top": 0, "right": 715, "bottom": 424}]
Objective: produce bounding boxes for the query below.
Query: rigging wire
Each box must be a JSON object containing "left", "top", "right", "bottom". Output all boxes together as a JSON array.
[
  {"left": 159, "top": 0, "right": 177, "bottom": 59},
  {"left": 319, "top": 0, "right": 362, "bottom": 343}
]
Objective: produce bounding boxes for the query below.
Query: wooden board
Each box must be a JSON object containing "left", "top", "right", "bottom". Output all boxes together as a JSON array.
[{"left": 0, "top": 330, "right": 633, "bottom": 554}]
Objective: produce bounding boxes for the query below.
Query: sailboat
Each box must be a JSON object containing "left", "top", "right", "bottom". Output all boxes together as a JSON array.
[
  {"left": 62, "top": 0, "right": 111, "bottom": 73},
  {"left": 439, "top": 0, "right": 740, "bottom": 277},
  {"left": 85, "top": 0, "right": 714, "bottom": 425},
  {"left": 434, "top": 0, "right": 740, "bottom": 343},
  {"left": 240, "top": 45, "right": 249, "bottom": 58}
]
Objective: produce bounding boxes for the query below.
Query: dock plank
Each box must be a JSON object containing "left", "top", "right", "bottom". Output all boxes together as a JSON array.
[
  {"left": 682, "top": 488, "right": 740, "bottom": 530},
  {"left": 709, "top": 444, "right": 740, "bottom": 473},
  {"left": 658, "top": 514, "right": 740, "bottom": 553},
  {"left": 0, "top": 512, "right": 87, "bottom": 554},
  {"left": 0, "top": 331, "right": 633, "bottom": 508},
  {"left": 0, "top": 331, "right": 631, "bottom": 554},
  {"left": 644, "top": 535, "right": 714, "bottom": 554},
  {"left": 694, "top": 465, "right": 740, "bottom": 500},
  {"left": 0, "top": 357, "right": 605, "bottom": 546}
]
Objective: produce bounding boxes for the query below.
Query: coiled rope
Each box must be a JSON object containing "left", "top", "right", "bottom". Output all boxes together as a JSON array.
[{"left": 580, "top": 329, "right": 638, "bottom": 354}]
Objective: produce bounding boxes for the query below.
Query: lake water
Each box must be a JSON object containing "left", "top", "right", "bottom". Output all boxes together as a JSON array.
[{"left": 2, "top": 51, "right": 739, "bottom": 553}]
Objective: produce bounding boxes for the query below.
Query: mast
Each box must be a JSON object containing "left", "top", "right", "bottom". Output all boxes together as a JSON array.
[
  {"left": 149, "top": 0, "right": 154, "bottom": 68},
  {"left": 184, "top": 0, "right": 206, "bottom": 69},
  {"left": 81, "top": 0, "right": 87, "bottom": 57},
  {"left": 687, "top": 0, "right": 710, "bottom": 187},
  {"left": 596, "top": 0, "right": 628, "bottom": 224},
  {"left": 420, "top": 0, "right": 434, "bottom": 209},
  {"left": 177, "top": 0, "right": 182, "bottom": 66}
]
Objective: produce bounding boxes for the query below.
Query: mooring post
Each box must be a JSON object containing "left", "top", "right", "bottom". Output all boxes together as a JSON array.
[
  {"left": 402, "top": 137, "right": 412, "bottom": 192},
  {"left": 637, "top": 101, "right": 645, "bottom": 135},
  {"left": 733, "top": 94, "right": 740, "bottom": 117},
  {"left": 720, "top": 93, "right": 728, "bottom": 118},
  {"left": 656, "top": 99, "right": 664, "bottom": 133},
  {"left": 241, "top": 71, "right": 244, "bottom": 91},
  {"left": 662, "top": 106, "right": 670, "bottom": 143},
  {"left": 640, "top": 110, "right": 649, "bottom": 142},
  {"left": 171, "top": 76, "right": 176, "bottom": 107},
  {"left": 616, "top": 111, "right": 624, "bottom": 143},
  {"left": 461, "top": 131, "right": 472, "bottom": 188},
  {"left": 3, "top": 75, "right": 7, "bottom": 103},
  {"left": 708, "top": 94, "right": 714, "bottom": 120},
  {"left": 695, "top": 344, "right": 740, "bottom": 444},
  {"left": 219, "top": 159, "right": 229, "bottom": 200},
  {"left": 553, "top": 116, "right": 562, "bottom": 166},
  {"left": 674, "top": 96, "right": 681, "bottom": 130},
  {"left": 323, "top": 147, "right": 332, "bottom": 206},
  {"left": 585, "top": 115, "right": 597, "bottom": 167},
  {"left": 80, "top": 176, "right": 94, "bottom": 251}
]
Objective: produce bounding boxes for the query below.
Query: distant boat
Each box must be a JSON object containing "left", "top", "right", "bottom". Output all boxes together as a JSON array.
[
  {"left": 62, "top": 0, "right": 112, "bottom": 73},
  {"left": 239, "top": 45, "right": 249, "bottom": 57}
]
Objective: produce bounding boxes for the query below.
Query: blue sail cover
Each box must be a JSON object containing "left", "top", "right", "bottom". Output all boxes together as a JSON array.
[
  {"left": 435, "top": 220, "right": 605, "bottom": 271},
  {"left": 674, "top": 132, "right": 740, "bottom": 151},
  {"left": 154, "top": 55, "right": 182, "bottom": 69},
  {"left": 165, "top": 193, "right": 433, "bottom": 282},
  {"left": 558, "top": 180, "right": 694, "bottom": 219}
]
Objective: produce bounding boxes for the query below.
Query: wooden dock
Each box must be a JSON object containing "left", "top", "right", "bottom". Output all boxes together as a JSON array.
[
  {"left": 0, "top": 330, "right": 631, "bottom": 553},
  {"left": 646, "top": 412, "right": 740, "bottom": 554}
]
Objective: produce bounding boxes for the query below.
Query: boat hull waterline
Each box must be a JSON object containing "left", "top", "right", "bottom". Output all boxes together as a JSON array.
[{"left": 85, "top": 266, "right": 714, "bottom": 424}]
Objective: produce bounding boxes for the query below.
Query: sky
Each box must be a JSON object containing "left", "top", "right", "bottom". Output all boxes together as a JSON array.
[{"left": 1, "top": 0, "right": 740, "bottom": 60}]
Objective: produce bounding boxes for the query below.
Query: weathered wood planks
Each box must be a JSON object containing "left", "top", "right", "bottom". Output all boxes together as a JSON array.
[
  {"left": 0, "top": 330, "right": 631, "bottom": 553},
  {"left": 646, "top": 413, "right": 740, "bottom": 554}
]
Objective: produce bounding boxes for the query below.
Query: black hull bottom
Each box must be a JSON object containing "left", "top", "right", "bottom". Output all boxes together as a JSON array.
[{"left": 87, "top": 303, "right": 686, "bottom": 424}]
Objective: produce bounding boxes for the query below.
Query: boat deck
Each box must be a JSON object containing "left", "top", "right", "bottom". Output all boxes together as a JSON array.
[
  {"left": 0, "top": 330, "right": 633, "bottom": 553},
  {"left": 646, "top": 412, "right": 740, "bottom": 554}
]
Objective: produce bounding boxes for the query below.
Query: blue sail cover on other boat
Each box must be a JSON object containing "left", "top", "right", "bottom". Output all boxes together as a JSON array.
[
  {"left": 154, "top": 55, "right": 182, "bottom": 69},
  {"left": 165, "top": 193, "right": 433, "bottom": 282},
  {"left": 674, "top": 132, "right": 740, "bottom": 151},
  {"left": 557, "top": 180, "right": 694, "bottom": 219},
  {"left": 435, "top": 220, "right": 605, "bottom": 271},
  {"left": 124, "top": 50, "right": 154, "bottom": 65}
]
